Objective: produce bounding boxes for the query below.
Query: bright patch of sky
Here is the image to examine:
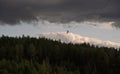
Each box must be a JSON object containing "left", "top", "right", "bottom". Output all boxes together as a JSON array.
[
  {"left": 0, "top": 21, "right": 120, "bottom": 43},
  {"left": 39, "top": 32, "right": 120, "bottom": 49}
]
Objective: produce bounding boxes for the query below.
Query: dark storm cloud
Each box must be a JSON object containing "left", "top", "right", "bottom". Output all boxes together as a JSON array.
[{"left": 0, "top": 0, "right": 120, "bottom": 27}]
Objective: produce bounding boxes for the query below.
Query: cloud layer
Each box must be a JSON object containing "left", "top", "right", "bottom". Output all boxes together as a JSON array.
[
  {"left": 38, "top": 32, "right": 120, "bottom": 50},
  {"left": 0, "top": 0, "right": 120, "bottom": 27}
]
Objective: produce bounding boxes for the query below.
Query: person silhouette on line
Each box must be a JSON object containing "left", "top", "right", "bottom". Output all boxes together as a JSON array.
[{"left": 67, "top": 30, "right": 69, "bottom": 34}]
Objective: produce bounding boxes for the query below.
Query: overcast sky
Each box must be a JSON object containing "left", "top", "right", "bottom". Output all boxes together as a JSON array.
[
  {"left": 0, "top": 0, "right": 120, "bottom": 42},
  {"left": 0, "top": 0, "right": 120, "bottom": 26}
]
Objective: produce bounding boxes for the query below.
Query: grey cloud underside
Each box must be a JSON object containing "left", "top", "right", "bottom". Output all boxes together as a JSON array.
[{"left": 0, "top": 0, "right": 120, "bottom": 27}]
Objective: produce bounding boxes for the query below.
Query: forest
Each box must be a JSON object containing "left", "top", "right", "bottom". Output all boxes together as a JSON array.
[{"left": 0, "top": 35, "right": 120, "bottom": 74}]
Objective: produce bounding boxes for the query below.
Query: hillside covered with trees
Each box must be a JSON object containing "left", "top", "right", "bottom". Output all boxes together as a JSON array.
[{"left": 0, "top": 35, "right": 120, "bottom": 74}]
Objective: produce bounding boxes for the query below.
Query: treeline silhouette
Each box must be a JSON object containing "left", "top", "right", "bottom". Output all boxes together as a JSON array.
[{"left": 0, "top": 35, "right": 120, "bottom": 74}]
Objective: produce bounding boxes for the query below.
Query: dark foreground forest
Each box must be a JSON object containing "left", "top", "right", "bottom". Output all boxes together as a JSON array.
[{"left": 0, "top": 36, "right": 120, "bottom": 74}]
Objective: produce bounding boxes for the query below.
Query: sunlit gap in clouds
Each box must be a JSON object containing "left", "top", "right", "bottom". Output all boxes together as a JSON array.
[
  {"left": 34, "top": 20, "right": 120, "bottom": 43},
  {"left": 0, "top": 20, "right": 120, "bottom": 43},
  {"left": 35, "top": 19, "right": 117, "bottom": 29}
]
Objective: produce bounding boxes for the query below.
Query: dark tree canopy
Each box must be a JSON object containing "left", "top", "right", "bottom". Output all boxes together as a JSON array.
[{"left": 0, "top": 36, "right": 119, "bottom": 74}]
